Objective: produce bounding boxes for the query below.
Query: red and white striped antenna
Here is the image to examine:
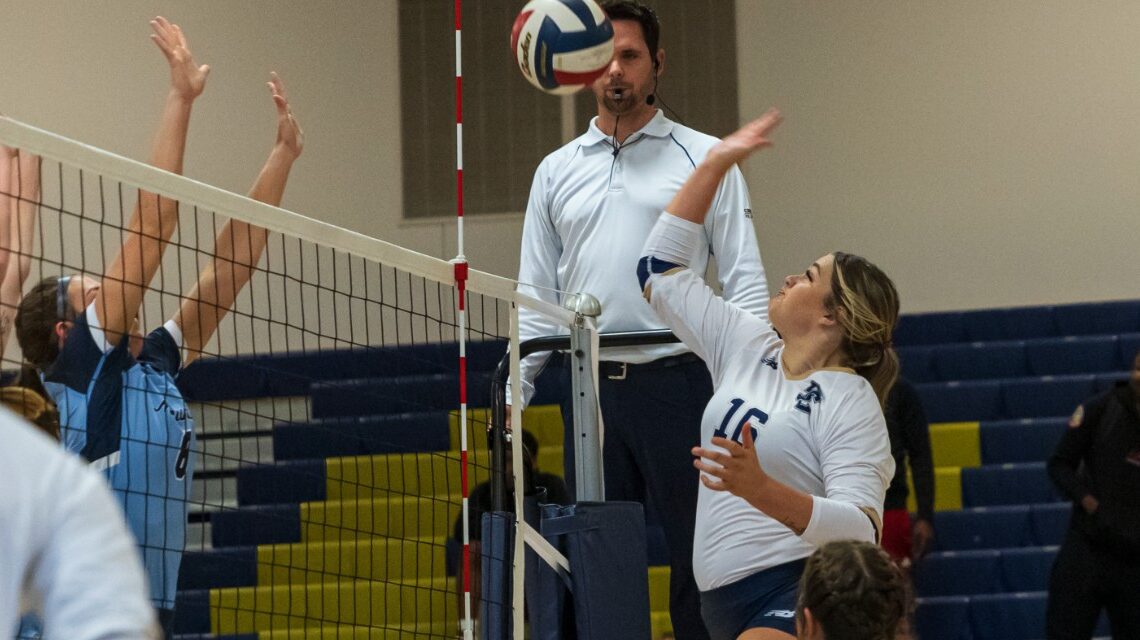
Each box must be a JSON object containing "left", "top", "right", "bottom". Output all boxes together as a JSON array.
[{"left": 452, "top": 0, "right": 473, "bottom": 638}]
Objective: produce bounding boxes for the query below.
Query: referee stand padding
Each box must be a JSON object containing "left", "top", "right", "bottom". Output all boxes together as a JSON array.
[{"left": 482, "top": 501, "right": 652, "bottom": 640}]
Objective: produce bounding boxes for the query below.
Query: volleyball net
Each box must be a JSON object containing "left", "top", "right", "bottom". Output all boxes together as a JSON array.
[{"left": 0, "top": 116, "right": 581, "bottom": 639}]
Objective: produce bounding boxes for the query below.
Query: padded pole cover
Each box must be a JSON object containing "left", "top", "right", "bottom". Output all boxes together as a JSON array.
[{"left": 530, "top": 501, "right": 652, "bottom": 639}]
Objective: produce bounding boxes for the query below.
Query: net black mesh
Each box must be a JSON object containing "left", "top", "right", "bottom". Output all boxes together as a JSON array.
[{"left": 0, "top": 146, "right": 519, "bottom": 638}]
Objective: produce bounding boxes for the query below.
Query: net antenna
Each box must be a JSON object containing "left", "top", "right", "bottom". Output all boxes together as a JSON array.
[{"left": 452, "top": 1, "right": 475, "bottom": 637}]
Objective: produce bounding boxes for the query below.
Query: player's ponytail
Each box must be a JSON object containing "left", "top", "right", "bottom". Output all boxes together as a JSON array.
[{"left": 828, "top": 252, "right": 900, "bottom": 407}]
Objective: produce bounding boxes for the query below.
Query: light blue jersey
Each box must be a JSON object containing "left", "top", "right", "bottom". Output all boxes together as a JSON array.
[{"left": 44, "top": 307, "right": 194, "bottom": 611}]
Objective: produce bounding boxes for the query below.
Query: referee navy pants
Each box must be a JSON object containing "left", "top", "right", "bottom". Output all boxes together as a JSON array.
[
  {"left": 560, "top": 354, "right": 712, "bottom": 640},
  {"left": 1045, "top": 527, "right": 1140, "bottom": 639}
]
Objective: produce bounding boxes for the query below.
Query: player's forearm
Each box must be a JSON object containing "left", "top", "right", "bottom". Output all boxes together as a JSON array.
[
  {"left": 665, "top": 159, "right": 735, "bottom": 226},
  {"left": 247, "top": 143, "right": 297, "bottom": 207},
  {"left": 743, "top": 475, "right": 815, "bottom": 536}
]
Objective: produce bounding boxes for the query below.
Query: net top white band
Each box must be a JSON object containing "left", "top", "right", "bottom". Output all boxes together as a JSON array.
[{"left": 0, "top": 116, "right": 574, "bottom": 327}]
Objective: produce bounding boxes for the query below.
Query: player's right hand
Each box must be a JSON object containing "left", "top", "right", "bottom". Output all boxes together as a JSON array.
[
  {"left": 706, "top": 108, "right": 782, "bottom": 170},
  {"left": 150, "top": 17, "right": 210, "bottom": 100}
]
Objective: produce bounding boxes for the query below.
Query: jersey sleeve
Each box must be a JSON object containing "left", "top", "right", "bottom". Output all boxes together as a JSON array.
[
  {"left": 801, "top": 382, "right": 895, "bottom": 546},
  {"left": 138, "top": 323, "right": 182, "bottom": 376},
  {"left": 704, "top": 164, "right": 769, "bottom": 323},
  {"left": 511, "top": 157, "right": 563, "bottom": 409},
  {"left": 639, "top": 213, "right": 769, "bottom": 382}
]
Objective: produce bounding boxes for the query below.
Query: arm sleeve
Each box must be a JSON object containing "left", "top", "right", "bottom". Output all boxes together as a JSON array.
[
  {"left": 801, "top": 386, "right": 895, "bottom": 546},
  {"left": 898, "top": 381, "right": 935, "bottom": 522},
  {"left": 639, "top": 213, "right": 768, "bottom": 382},
  {"left": 137, "top": 322, "right": 183, "bottom": 375},
  {"left": 34, "top": 455, "right": 159, "bottom": 639},
  {"left": 511, "top": 160, "right": 563, "bottom": 409},
  {"left": 1048, "top": 398, "right": 1101, "bottom": 503},
  {"left": 704, "top": 165, "right": 769, "bottom": 323}
]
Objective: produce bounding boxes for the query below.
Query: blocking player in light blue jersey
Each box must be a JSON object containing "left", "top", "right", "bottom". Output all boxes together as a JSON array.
[{"left": 14, "top": 17, "right": 303, "bottom": 637}]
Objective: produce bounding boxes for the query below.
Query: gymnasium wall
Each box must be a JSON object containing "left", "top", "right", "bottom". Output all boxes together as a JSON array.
[
  {"left": 737, "top": 1, "right": 1140, "bottom": 312},
  {"left": 1, "top": 1, "right": 1137, "bottom": 314}
]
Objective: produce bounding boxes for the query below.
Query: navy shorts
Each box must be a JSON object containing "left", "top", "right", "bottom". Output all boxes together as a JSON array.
[{"left": 699, "top": 558, "right": 807, "bottom": 639}]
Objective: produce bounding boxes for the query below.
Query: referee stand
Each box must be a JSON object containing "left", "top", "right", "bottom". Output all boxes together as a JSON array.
[{"left": 484, "top": 294, "right": 658, "bottom": 640}]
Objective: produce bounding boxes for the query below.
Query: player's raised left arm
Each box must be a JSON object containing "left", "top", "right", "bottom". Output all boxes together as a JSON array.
[
  {"left": 664, "top": 109, "right": 781, "bottom": 226},
  {"left": 176, "top": 73, "right": 302, "bottom": 365},
  {"left": 705, "top": 164, "right": 769, "bottom": 322}
]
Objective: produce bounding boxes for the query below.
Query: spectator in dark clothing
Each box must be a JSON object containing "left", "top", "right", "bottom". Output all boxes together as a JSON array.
[
  {"left": 1045, "top": 350, "right": 1140, "bottom": 640},
  {"left": 452, "top": 429, "right": 570, "bottom": 634},
  {"left": 880, "top": 378, "right": 935, "bottom": 568}
]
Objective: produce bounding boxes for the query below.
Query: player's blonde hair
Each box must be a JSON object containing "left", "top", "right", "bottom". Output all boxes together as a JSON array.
[
  {"left": 827, "top": 252, "right": 900, "bottom": 407},
  {"left": 1, "top": 383, "right": 60, "bottom": 441}
]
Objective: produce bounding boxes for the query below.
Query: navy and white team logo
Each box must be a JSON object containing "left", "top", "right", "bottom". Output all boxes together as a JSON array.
[
  {"left": 794, "top": 381, "right": 823, "bottom": 415},
  {"left": 763, "top": 609, "right": 795, "bottom": 619},
  {"left": 761, "top": 355, "right": 778, "bottom": 370},
  {"left": 744, "top": 208, "right": 753, "bottom": 219}
]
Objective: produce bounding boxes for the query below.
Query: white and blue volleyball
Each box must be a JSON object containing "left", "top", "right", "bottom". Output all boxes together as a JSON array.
[{"left": 511, "top": 0, "right": 614, "bottom": 95}]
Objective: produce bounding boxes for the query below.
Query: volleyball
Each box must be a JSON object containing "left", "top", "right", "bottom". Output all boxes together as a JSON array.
[{"left": 511, "top": 0, "right": 615, "bottom": 95}]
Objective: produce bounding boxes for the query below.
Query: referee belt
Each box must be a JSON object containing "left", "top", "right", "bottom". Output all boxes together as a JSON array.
[{"left": 597, "top": 352, "right": 702, "bottom": 380}]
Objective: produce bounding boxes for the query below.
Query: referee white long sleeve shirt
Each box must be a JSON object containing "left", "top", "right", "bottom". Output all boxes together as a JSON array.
[
  {"left": 513, "top": 111, "right": 769, "bottom": 408},
  {"left": 0, "top": 409, "right": 158, "bottom": 639}
]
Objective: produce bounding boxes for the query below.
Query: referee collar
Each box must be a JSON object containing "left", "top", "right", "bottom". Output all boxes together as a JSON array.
[{"left": 583, "top": 110, "right": 675, "bottom": 147}]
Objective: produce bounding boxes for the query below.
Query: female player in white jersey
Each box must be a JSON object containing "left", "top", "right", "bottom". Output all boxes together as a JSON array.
[
  {"left": 637, "top": 109, "right": 898, "bottom": 639},
  {"left": 14, "top": 18, "right": 303, "bottom": 637}
]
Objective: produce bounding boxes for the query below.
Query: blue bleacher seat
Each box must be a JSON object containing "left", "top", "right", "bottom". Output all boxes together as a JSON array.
[
  {"left": 979, "top": 418, "right": 1067, "bottom": 465},
  {"left": 915, "top": 550, "right": 1002, "bottom": 597},
  {"left": 1025, "top": 335, "right": 1118, "bottom": 376},
  {"left": 961, "top": 463, "right": 1059, "bottom": 507},
  {"left": 211, "top": 503, "right": 301, "bottom": 547},
  {"left": 310, "top": 371, "right": 494, "bottom": 418},
  {"left": 897, "top": 345, "right": 938, "bottom": 383},
  {"left": 963, "top": 307, "right": 1055, "bottom": 342},
  {"left": 934, "top": 506, "right": 1031, "bottom": 551},
  {"left": 179, "top": 547, "right": 258, "bottom": 589},
  {"left": 172, "top": 589, "right": 212, "bottom": 634},
  {"left": 1052, "top": 300, "right": 1140, "bottom": 337},
  {"left": 914, "top": 596, "right": 972, "bottom": 640},
  {"left": 936, "top": 341, "right": 1028, "bottom": 381},
  {"left": 1092, "top": 372, "right": 1127, "bottom": 394},
  {"left": 969, "top": 591, "right": 1046, "bottom": 640},
  {"left": 1028, "top": 502, "right": 1071, "bottom": 546},
  {"left": 1118, "top": 332, "right": 1140, "bottom": 368},
  {"left": 272, "top": 412, "right": 452, "bottom": 460},
  {"left": 894, "top": 311, "right": 967, "bottom": 346},
  {"left": 917, "top": 379, "right": 1004, "bottom": 423},
  {"left": 999, "top": 546, "right": 1057, "bottom": 593},
  {"left": 1001, "top": 374, "right": 1095, "bottom": 419},
  {"left": 180, "top": 340, "right": 511, "bottom": 402},
  {"left": 236, "top": 459, "right": 327, "bottom": 506}
]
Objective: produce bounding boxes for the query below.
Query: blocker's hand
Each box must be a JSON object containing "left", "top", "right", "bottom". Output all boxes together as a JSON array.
[
  {"left": 150, "top": 16, "right": 210, "bottom": 100},
  {"left": 691, "top": 421, "right": 768, "bottom": 505}
]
